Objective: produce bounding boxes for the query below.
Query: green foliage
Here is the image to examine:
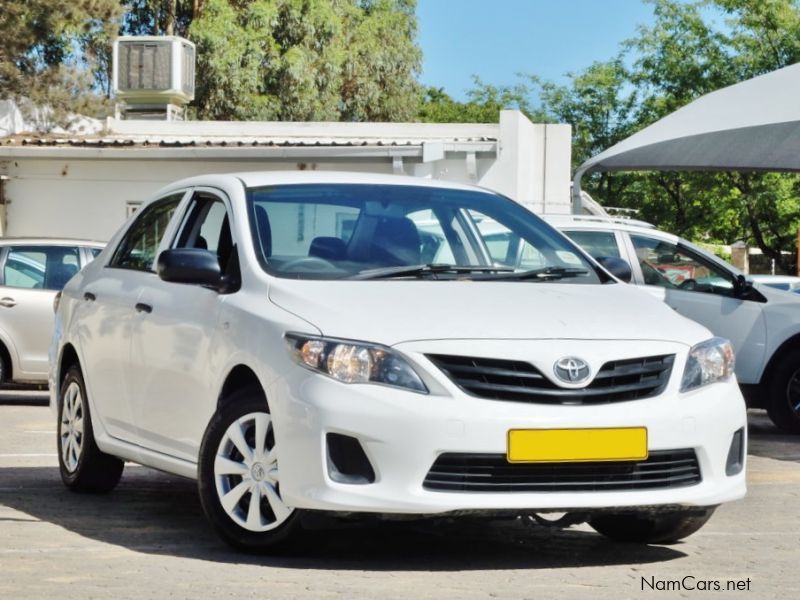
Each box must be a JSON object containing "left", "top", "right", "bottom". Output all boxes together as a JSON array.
[
  {"left": 0, "top": 0, "right": 122, "bottom": 122},
  {"left": 124, "top": 0, "right": 421, "bottom": 121},
  {"left": 430, "top": 0, "right": 800, "bottom": 273}
]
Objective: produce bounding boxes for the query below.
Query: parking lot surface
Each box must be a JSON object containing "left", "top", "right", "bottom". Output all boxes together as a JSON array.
[{"left": 1, "top": 391, "right": 799, "bottom": 599}]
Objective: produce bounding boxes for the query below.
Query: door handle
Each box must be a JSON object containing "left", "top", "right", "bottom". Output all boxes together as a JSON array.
[
  {"left": 83, "top": 292, "right": 96, "bottom": 302},
  {"left": 135, "top": 302, "right": 152, "bottom": 314},
  {"left": 0, "top": 297, "right": 16, "bottom": 308}
]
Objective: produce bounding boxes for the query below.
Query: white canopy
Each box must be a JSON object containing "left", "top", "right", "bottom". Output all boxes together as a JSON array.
[{"left": 572, "top": 62, "right": 800, "bottom": 211}]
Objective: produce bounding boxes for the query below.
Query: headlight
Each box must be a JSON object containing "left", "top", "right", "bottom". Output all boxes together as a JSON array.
[
  {"left": 680, "top": 337, "right": 735, "bottom": 393},
  {"left": 285, "top": 333, "right": 428, "bottom": 393}
]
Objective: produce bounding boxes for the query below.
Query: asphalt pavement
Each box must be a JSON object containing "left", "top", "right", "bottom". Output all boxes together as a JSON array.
[{"left": 1, "top": 390, "right": 798, "bottom": 599}]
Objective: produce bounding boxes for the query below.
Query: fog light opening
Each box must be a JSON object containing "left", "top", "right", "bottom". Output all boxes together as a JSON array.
[
  {"left": 326, "top": 433, "right": 376, "bottom": 485},
  {"left": 725, "top": 427, "right": 745, "bottom": 476}
]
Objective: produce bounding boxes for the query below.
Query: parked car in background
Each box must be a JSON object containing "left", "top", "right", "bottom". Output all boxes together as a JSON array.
[
  {"left": 0, "top": 238, "right": 103, "bottom": 386},
  {"left": 51, "top": 172, "right": 745, "bottom": 551},
  {"left": 750, "top": 274, "right": 800, "bottom": 293},
  {"left": 545, "top": 214, "right": 800, "bottom": 433}
]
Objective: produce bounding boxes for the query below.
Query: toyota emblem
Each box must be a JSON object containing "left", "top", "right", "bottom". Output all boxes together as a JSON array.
[{"left": 554, "top": 357, "right": 591, "bottom": 384}]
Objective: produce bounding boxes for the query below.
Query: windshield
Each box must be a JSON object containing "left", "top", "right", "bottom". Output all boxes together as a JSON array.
[{"left": 246, "top": 183, "right": 604, "bottom": 283}]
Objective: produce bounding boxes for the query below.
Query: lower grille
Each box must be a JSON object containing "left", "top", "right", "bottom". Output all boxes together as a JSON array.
[{"left": 423, "top": 449, "right": 701, "bottom": 492}]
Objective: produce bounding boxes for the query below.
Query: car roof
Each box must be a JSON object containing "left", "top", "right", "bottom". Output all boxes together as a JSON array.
[
  {"left": 0, "top": 238, "right": 105, "bottom": 247},
  {"left": 543, "top": 213, "right": 656, "bottom": 230},
  {"left": 155, "top": 170, "right": 498, "bottom": 197}
]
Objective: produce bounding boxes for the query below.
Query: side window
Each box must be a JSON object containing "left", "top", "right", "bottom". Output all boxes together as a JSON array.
[
  {"left": 630, "top": 234, "right": 734, "bottom": 296},
  {"left": 563, "top": 230, "right": 621, "bottom": 259},
  {"left": 175, "top": 195, "right": 235, "bottom": 273},
  {"left": 3, "top": 246, "right": 80, "bottom": 291},
  {"left": 110, "top": 195, "right": 182, "bottom": 271}
]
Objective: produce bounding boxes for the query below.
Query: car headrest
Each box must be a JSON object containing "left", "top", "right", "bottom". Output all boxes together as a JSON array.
[
  {"left": 370, "top": 217, "right": 421, "bottom": 266},
  {"left": 309, "top": 237, "right": 346, "bottom": 261}
]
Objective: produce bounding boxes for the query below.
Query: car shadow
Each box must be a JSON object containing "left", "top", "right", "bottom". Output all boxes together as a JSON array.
[
  {"left": 0, "top": 389, "right": 49, "bottom": 406},
  {"left": 0, "top": 465, "right": 686, "bottom": 570},
  {"left": 746, "top": 409, "right": 800, "bottom": 463}
]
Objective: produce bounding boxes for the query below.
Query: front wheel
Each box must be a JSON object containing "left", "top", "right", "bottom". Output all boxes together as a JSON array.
[
  {"left": 589, "top": 507, "right": 716, "bottom": 544},
  {"left": 766, "top": 350, "right": 800, "bottom": 433},
  {"left": 197, "top": 389, "right": 301, "bottom": 552}
]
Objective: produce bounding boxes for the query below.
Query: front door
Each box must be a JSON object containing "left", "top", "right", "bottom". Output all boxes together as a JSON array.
[
  {"left": 628, "top": 233, "right": 767, "bottom": 384},
  {"left": 129, "top": 191, "right": 235, "bottom": 461}
]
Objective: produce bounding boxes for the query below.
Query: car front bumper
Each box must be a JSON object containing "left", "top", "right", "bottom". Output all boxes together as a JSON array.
[{"left": 269, "top": 339, "right": 747, "bottom": 515}]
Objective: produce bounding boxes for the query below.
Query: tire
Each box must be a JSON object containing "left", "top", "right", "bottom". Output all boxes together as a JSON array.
[
  {"left": 589, "top": 507, "right": 716, "bottom": 544},
  {"left": 766, "top": 350, "right": 800, "bottom": 433},
  {"left": 197, "top": 388, "right": 302, "bottom": 552},
  {"left": 57, "top": 365, "right": 124, "bottom": 492},
  {"left": 0, "top": 349, "right": 7, "bottom": 386}
]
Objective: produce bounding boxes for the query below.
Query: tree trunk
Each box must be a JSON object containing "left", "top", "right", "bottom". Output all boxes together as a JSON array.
[{"left": 165, "top": 0, "right": 177, "bottom": 36}]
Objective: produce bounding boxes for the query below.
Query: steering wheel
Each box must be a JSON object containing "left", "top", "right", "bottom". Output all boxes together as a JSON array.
[
  {"left": 279, "top": 256, "right": 338, "bottom": 272},
  {"left": 678, "top": 278, "right": 698, "bottom": 291}
]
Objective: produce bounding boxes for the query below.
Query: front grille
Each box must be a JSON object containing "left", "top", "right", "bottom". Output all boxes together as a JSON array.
[
  {"left": 427, "top": 354, "right": 675, "bottom": 404},
  {"left": 423, "top": 450, "right": 701, "bottom": 492}
]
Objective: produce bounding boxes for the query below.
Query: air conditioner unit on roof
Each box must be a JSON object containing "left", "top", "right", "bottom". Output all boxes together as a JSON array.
[{"left": 112, "top": 36, "right": 195, "bottom": 108}]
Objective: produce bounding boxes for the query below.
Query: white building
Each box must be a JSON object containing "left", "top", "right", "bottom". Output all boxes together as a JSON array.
[{"left": 0, "top": 110, "right": 571, "bottom": 240}]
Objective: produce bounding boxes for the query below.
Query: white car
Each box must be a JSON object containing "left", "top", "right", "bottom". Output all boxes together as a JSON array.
[
  {"left": 0, "top": 238, "right": 103, "bottom": 385},
  {"left": 750, "top": 274, "right": 800, "bottom": 293},
  {"left": 546, "top": 214, "right": 800, "bottom": 433},
  {"left": 50, "top": 173, "right": 746, "bottom": 551}
]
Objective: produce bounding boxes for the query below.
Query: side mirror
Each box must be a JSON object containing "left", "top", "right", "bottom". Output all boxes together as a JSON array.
[
  {"left": 596, "top": 256, "right": 632, "bottom": 283},
  {"left": 157, "top": 249, "right": 222, "bottom": 290},
  {"left": 734, "top": 273, "right": 753, "bottom": 297}
]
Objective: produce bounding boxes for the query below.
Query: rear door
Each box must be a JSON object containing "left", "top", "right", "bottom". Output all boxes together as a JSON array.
[
  {"left": 76, "top": 193, "right": 185, "bottom": 442},
  {"left": 0, "top": 244, "right": 82, "bottom": 378}
]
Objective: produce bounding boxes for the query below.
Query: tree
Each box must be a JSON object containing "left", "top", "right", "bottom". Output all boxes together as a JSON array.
[
  {"left": 0, "top": 1, "right": 122, "bottom": 122},
  {"left": 122, "top": 0, "right": 421, "bottom": 121}
]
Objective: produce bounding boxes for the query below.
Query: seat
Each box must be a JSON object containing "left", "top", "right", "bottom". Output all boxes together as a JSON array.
[
  {"left": 309, "top": 237, "right": 346, "bottom": 261},
  {"left": 369, "top": 217, "right": 421, "bottom": 266},
  {"left": 46, "top": 263, "right": 79, "bottom": 290},
  {"left": 254, "top": 205, "right": 272, "bottom": 258}
]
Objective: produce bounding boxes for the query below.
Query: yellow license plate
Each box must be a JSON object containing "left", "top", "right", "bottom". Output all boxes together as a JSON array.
[{"left": 507, "top": 427, "right": 648, "bottom": 463}]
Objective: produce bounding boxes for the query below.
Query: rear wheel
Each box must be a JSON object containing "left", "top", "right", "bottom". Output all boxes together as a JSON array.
[
  {"left": 58, "top": 365, "right": 124, "bottom": 492},
  {"left": 0, "top": 351, "right": 7, "bottom": 386},
  {"left": 766, "top": 350, "right": 800, "bottom": 433},
  {"left": 589, "top": 507, "right": 716, "bottom": 544},
  {"left": 198, "top": 389, "right": 301, "bottom": 552}
]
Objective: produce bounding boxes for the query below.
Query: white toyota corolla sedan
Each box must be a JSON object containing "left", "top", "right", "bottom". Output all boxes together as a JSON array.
[{"left": 50, "top": 172, "right": 746, "bottom": 551}]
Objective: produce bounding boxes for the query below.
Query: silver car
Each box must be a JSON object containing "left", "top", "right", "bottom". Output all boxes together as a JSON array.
[{"left": 0, "top": 238, "right": 103, "bottom": 385}]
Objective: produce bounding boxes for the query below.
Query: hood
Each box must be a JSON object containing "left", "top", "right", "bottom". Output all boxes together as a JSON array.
[{"left": 268, "top": 279, "right": 711, "bottom": 347}]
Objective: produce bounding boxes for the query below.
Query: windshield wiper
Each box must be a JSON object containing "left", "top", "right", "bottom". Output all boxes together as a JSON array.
[
  {"left": 474, "top": 266, "right": 590, "bottom": 281},
  {"left": 348, "top": 264, "right": 515, "bottom": 280}
]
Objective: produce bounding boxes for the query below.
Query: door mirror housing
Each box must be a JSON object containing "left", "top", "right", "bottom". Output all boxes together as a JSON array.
[
  {"left": 157, "top": 249, "right": 222, "bottom": 290},
  {"left": 596, "top": 256, "right": 632, "bottom": 283}
]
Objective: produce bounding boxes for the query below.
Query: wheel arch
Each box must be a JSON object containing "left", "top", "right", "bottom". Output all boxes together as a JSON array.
[
  {"left": 0, "top": 327, "right": 19, "bottom": 382},
  {"left": 217, "top": 364, "right": 268, "bottom": 411},
  {"left": 56, "top": 343, "right": 81, "bottom": 398},
  {"left": 760, "top": 333, "right": 800, "bottom": 387}
]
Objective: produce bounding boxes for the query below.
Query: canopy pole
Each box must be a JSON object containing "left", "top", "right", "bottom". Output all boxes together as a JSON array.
[{"left": 572, "top": 165, "right": 590, "bottom": 214}]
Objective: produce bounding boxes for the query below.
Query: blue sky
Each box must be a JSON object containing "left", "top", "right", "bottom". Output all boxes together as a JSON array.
[{"left": 417, "top": 0, "right": 660, "bottom": 100}]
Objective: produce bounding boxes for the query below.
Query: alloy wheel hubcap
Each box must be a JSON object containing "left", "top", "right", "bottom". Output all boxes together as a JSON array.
[
  {"left": 60, "top": 382, "right": 84, "bottom": 472},
  {"left": 214, "top": 412, "right": 292, "bottom": 532}
]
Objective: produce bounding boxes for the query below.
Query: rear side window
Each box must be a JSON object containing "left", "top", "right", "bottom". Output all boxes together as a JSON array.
[
  {"left": 563, "top": 230, "right": 621, "bottom": 259},
  {"left": 2, "top": 246, "right": 80, "bottom": 290},
  {"left": 110, "top": 194, "right": 182, "bottom": 271}
]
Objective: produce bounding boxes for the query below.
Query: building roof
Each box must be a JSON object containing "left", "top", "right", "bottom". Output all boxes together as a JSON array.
[{"left": 0, "top": 118, "right": 499, "bottom": 160}]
